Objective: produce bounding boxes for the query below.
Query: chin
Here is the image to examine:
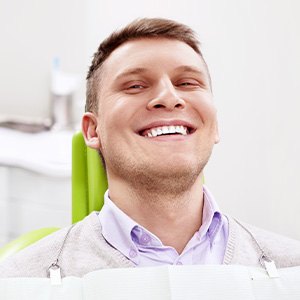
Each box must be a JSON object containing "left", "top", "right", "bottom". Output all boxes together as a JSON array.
[
  {"left": 140, "top": 161, "right": 203, "bottom": 195},
  {"left": 106, "top": 149, "right": 208, "bottom": 188},
  {"left": 151, "top": 158, "right": 203, "bottom": 179}
]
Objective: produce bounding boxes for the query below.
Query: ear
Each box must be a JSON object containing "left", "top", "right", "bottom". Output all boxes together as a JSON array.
[{"left": 82, "top": 112, "right": 101, "bottom": 150}]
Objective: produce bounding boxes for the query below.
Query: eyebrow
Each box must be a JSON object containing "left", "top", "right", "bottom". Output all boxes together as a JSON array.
[
  {"left": 115, "top": 68, "right": 149, "bottom": 81},
  {"left": 173, "top": 65, "right": 208, "bottom": 77},
  {"left": 114, "top": 65, "right": 209, "bottom": 81}
]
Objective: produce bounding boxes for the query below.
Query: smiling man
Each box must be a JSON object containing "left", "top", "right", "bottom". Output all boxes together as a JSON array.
[
  {"left": 1, "top": 18, "right": 300, "bottom": 278},
  {"left": 82, "top": 34, "right": 221, "bottom": 261}
]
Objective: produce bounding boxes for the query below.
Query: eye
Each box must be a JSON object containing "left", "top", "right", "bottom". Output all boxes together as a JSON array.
[
  {"left": 176, "top": 78, "right": 207, "bottom": 90},
  {"left": 176, "top": 79, "right": 200, "bottom": 87},
  {"left": 128, "top": 84, "right": 144, "bottom": 89},
  {"left": 124, "top": 81, "right": 148, "bottom": 94},
  {"left": 179, "top": 82, "right": 194, "bottom": 86},
  {"left": 126, "top": 84, "right": 145, "bottom": 94}
]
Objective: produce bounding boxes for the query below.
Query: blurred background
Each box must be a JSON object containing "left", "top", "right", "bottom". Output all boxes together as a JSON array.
[{"left": 0, "top": 0, "right": 299, "bottom": 246}]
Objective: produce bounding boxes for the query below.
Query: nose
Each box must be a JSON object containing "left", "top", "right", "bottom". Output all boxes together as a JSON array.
[{"left": 147, "top": 81, "right": 186, "bottom": 111}]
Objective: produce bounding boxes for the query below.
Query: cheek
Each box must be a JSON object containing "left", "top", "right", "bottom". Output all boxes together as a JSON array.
[
  {"left": 97, "top": 103, "right": 132, "bottom": 143},
  {"left": 187, "top": 91, "right": 215, "bottom": 118},
  {"left": 102, "top": 95, "right": 146, "bottom": 129},
  {"left": 194, "top": 102, "right": 217, "bottom": 125}
]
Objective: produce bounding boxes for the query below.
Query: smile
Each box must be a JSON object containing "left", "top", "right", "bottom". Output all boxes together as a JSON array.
[
  {"left": 137, "top": 120, "right": 196, "bottom": 139},
  {"left": 144, "top": 125, "right": 188, "bottom": 137}
]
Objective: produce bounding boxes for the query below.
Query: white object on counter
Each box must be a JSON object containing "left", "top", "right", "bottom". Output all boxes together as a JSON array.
[{"left": 0, "top": 128, "right": 72, "bottom": 177}]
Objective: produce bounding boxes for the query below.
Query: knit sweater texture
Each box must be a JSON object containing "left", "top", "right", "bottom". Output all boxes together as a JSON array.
[{"left": 0, "top": 212, "right": 300, "bottom": 278}]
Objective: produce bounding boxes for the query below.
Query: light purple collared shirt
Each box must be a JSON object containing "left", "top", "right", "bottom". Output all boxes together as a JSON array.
[{"left": 98, "top": 186, "right": 229, "bottom": 267}]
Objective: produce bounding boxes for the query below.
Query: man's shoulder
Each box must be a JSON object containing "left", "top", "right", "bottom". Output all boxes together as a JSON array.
[
  {"left": 227, "top": 216, "right": 300, "bottom": 268},
  {"left": 0, "top": 213, "right": 133, "bottom": 278}
]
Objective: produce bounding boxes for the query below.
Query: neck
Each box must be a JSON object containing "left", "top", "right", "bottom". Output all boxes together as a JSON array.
[{"left": 108, "top": 174, "right": 204, "bottom": 254}]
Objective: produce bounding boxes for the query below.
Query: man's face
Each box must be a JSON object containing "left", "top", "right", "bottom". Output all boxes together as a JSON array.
[{"left": 90, "top": 38, "right": 219, "bottom": 188}]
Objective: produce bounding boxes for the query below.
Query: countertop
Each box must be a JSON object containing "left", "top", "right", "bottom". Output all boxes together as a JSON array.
[{"left": 0, "top": 128, "right": 73, "bottom": 177}]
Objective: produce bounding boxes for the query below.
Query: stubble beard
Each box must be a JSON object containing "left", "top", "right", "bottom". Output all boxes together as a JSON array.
[{"left": 105, "top": 148, "right": 211, "bottom": 205}]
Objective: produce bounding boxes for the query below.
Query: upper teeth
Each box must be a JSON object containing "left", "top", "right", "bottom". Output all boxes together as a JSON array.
[{"left": 147, "top": 125, "right": 188, "bottom": 137}]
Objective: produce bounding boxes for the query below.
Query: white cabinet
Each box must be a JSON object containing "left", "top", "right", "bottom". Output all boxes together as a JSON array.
[{"left": 0, "top": 129, "right": 73, "bottom": 246}]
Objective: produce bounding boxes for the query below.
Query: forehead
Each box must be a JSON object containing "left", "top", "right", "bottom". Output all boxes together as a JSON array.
[{"left": 101, "top": 38, "right": 208, "bottom": 79}]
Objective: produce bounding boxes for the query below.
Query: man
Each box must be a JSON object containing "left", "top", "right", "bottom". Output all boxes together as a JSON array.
[{"left": 1, "top": 18, "right": 300, "bottom": 278}]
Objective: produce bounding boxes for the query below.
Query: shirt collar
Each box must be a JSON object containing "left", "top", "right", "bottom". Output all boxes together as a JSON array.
[
  {"left": 98, "top": 190, "right": 140, "bottom": 264},
  {"left": 98, "top": 186, "right": 224, "bottom": 262},
  {"left": 199, "top": 186, "right": 223, "bottom": 243}
]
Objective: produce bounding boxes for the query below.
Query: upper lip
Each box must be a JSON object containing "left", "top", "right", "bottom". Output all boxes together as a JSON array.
[{"left": 137, "top": 120, "right": 196, "bottom": 136}]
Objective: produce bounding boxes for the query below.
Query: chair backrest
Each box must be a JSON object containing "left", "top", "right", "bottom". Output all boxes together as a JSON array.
[{"left": 72, "top": 132, "right": 108, "bottom": 223}]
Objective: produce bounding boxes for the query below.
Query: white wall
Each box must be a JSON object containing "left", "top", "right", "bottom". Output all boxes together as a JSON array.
[
  {"left": 201, "top": 1, "right": 300, "bottom": 240},
  {"left": 84, "top": 0, "right": 300, "bottom": 239},
  {"left": 0, "top": 0, "right": 87, "bottom": 121},
  {"left": 1, "top": 0, "right": 299, "bottom": 239}
]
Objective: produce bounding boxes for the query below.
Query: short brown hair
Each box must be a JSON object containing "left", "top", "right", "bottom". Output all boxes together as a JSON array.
[{"left": 86, "top": 18, "right": 208, "bottom": 113}]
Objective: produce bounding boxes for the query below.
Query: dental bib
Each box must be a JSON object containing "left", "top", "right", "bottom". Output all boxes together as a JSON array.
[{"left": 0, "top": 264, "right": 300, "bottom": 300}]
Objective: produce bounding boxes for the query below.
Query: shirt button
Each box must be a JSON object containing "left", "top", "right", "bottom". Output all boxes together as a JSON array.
[
  {"left": 140, "top": 233, "right": 151, "bottom": 245},
  {"left": 129, "top": 248, "right": 137, "bottom": 258},
  {"left": 132, "top": 235, "right": 139, "bottom": 243}
]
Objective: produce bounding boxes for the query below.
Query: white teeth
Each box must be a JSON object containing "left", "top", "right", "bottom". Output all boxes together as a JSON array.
[
  {"left": 151, "top": 129, "right": 158, "bottom": 137},
  {"left": 162, "top": 127, "right": 169, "bottom": 134},
  {"left": 146, "top": 125, "right": 188, "bottom": 138},
  {"left": 156, "top": 128, "right": 163, "bottom": 135},
  {"left": 175, "top": 126, "right": 181, "bottom": 133},
  {"left": 169, "top": 126, "right": 176, "bottom": 133}
]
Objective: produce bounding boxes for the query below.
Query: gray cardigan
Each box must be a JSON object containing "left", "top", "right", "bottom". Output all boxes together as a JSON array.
[{"left": 0, "top": 212, "right": 300, "bottom": 278}]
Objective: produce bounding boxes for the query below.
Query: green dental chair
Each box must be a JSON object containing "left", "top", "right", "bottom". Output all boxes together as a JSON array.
[{"left": 0, "top": 132, "right": 107, "bottom": 263}]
